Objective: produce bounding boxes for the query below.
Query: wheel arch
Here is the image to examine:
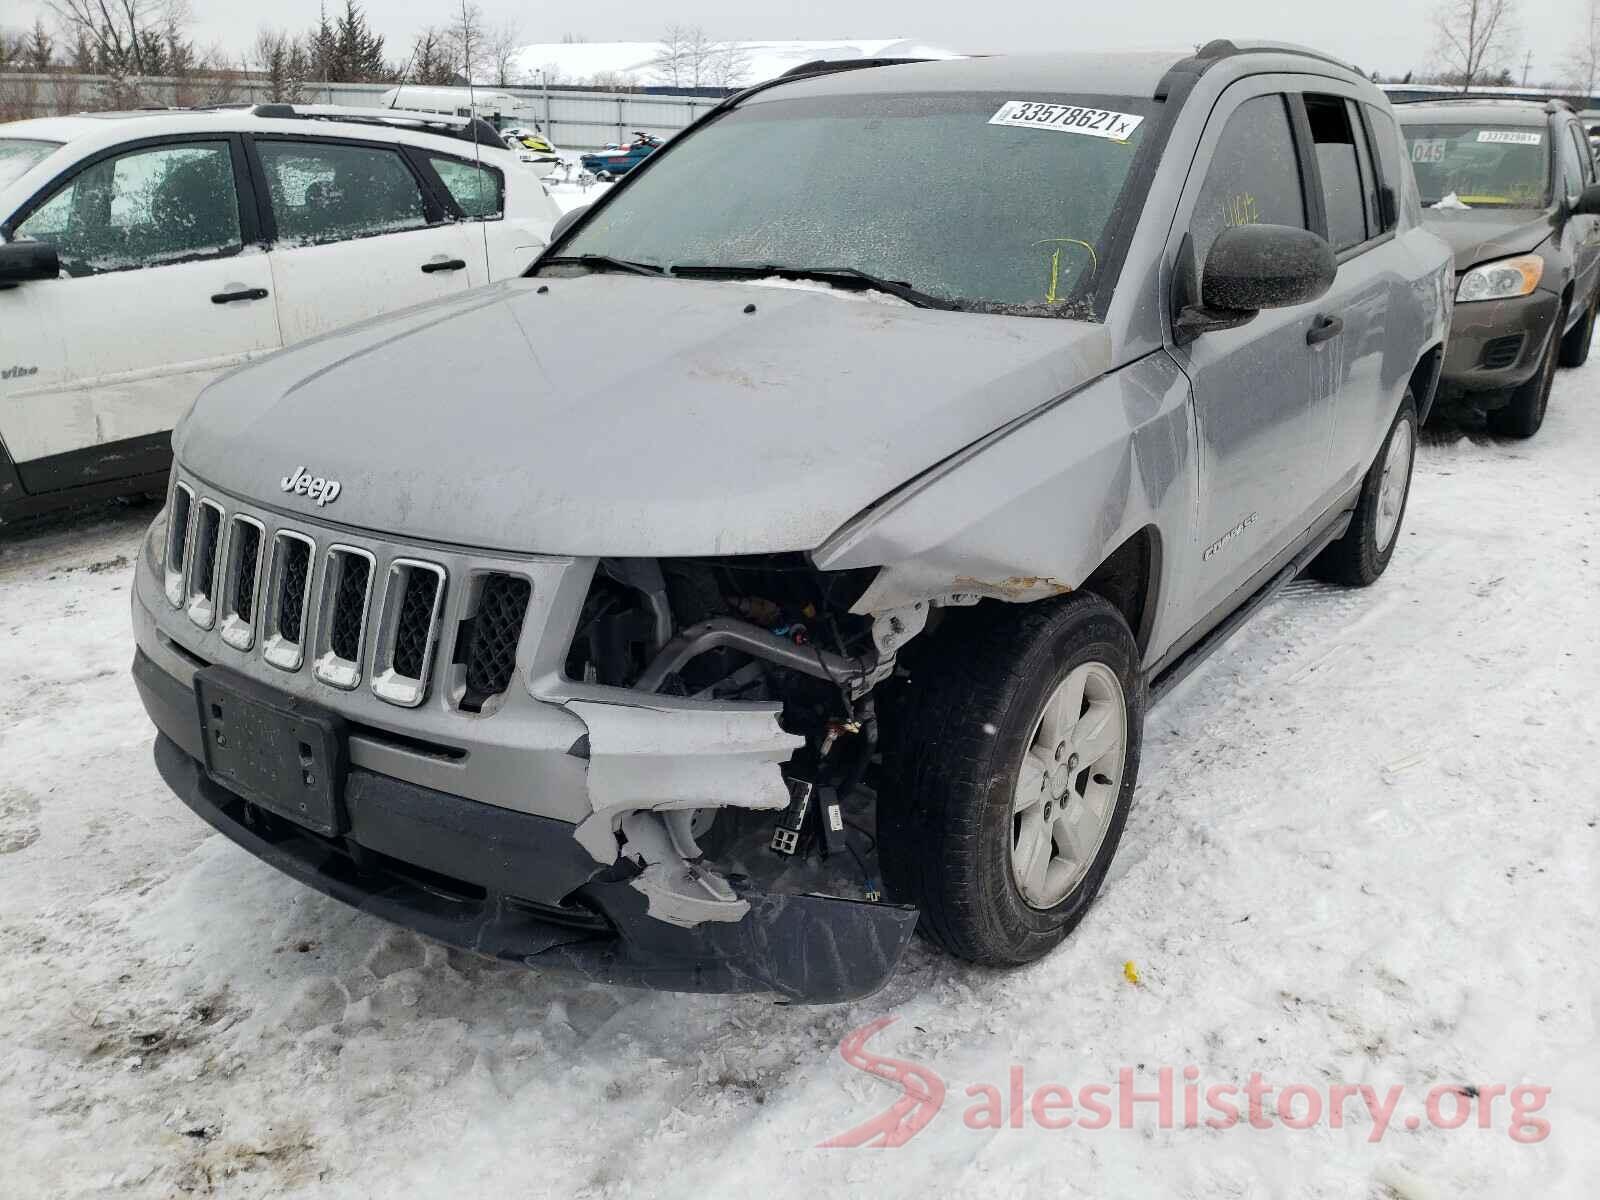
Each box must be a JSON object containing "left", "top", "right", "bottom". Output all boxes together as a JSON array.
[{"left": 1408, "top": 343, "right": 1443, "bottom": 425}]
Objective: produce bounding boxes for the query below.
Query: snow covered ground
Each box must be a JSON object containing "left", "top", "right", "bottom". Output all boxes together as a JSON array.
[{"left": 2, "top": 362, "right": 1598, "bottom": 1197}]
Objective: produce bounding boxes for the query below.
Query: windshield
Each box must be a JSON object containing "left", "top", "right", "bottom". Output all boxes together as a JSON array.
[
  {"left": 0, "top": 138, "right": 61, "bottom": 191},
  {"left": 550, "top": 91, "right": 1160, "bottom": 317},
  {"left": 1401, "top": 123, "right": 1549, "bottom": 209}
]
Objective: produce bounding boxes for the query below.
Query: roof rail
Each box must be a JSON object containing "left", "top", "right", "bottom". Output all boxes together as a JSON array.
[
  {"left": 1193, "top": 38, "right": 1363, "bottom": 76},
  {"left": 1386, "top": 93, "right": 1567, "bottom": 110},
  {"left": 777, "top": 56, "right": 932, "bottom": 80},
  {"left": 247, "top": 103, "right": 504, "bottom": 147}
]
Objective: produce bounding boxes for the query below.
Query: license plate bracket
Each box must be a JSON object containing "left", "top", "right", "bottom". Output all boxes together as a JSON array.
[{"left": 195, "top": 667, "right": 347, "bottom": 836}]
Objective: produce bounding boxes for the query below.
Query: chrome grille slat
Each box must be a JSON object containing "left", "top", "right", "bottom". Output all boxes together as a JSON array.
[
  {"left": 371, "top": 559, "right": 448, "bottom": 708},
  {"left": 312, "top": 546, "right": 376, "bottom": 690},
  {"left": 219, "top": 515, "right": 265, "bottom": 651},
  {"left": 185, "top": 500, "right": 224, "bottom": 629},
  {"left": 163, "top": 483, "right": 195, "bottom": 607},
  {"left": 263, "top": 530, "right": 316, "bottom": 672}
]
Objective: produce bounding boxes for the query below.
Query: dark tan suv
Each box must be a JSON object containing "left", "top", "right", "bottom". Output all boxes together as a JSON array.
[{"left": 1397, "top": 97, "right": 1600, "bottom": 437}]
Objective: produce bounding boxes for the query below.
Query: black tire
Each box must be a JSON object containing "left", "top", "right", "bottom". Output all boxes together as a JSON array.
[
  {"left": 1310, "top": 395, "right": 1417, "bottom": 587},
  {"left": 1489, "top": 304, "right": 1564, "bottom": 438},
  {"left": 879, "top": 594, "right": 1145, "bottom": 967},
  {"left": 1559, "top": 288, "right": 1597, "bottom": 368}
]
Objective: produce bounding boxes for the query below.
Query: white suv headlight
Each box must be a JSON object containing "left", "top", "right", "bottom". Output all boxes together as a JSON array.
[{"left": 1456, "top": 254, "right": 1544, "bottom": 302}]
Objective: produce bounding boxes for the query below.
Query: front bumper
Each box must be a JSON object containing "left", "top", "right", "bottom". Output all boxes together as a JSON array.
[
  {"left": 1437, "top": 288, "right": 1561, "bottom": 401},
  {"left": 136, "top": 650, "right": 917, "bottom": 1002}
]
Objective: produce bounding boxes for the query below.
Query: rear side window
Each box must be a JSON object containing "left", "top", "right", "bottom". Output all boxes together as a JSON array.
[
  {"left": 1304, "top": 95, "right": 1369, "bottom": 252},
  {"left": 1190, "top": 95, "right": 1307, "bottom": 274},
  {"left": 429, "top": 156, "right": 503, "bottom": 219},
  {"left": 1364, "top": 105, "right": 1406, "bottom": 231},
  {"left": 15, "top": 141, "right": 241, "bottom": 277},
  {"left": 257, "top": 140, "right": 429, "bottom": 247}
]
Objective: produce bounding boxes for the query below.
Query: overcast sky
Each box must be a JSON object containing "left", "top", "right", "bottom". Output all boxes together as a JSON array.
[{"left": 6, "top": 0, "right": 1586, "bottom": 86}]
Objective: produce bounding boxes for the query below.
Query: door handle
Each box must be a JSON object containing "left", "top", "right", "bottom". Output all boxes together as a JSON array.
[
  {"left": 1306, "top": 314, "right": 1344, "bottom": 345},
  {"left": 211, "top": 287, "right": 269, "bottom": 304},
  {"left": 421, "top": 258, "right": 467, "bottom": 274}
]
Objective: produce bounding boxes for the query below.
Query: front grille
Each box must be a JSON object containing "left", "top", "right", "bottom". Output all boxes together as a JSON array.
[
  {"left": 155, "top": 480, "right": 542, "bottom": 715},
  {"left": 1482, "top": 334, "right": 1524, "bottom": 370},
  {"left": 313, "top": 547, "right": 375, "bottom": 689},
  {"left": 185, "top": 501, "right": 224, "bottom": 628},
  {"left": 461, "top": 574, "right": 531, "bottom": 711}
]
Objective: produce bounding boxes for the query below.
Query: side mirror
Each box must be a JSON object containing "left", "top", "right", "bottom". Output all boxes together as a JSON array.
[
  {"left": 0, "top": 240, "right": 61, "bottom": 289},
  {"left": 1574, "top": 183, "right": 1600, "bottom": 216},
  {"left": 1176, "top": 224, "right": 1336, "bottom": 341},
  {"left": 549, "top": 205, "right": 588, "bottom": 245}
]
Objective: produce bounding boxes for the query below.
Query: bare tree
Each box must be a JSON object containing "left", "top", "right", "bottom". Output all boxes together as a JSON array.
[
  {"left": 485, "top": 17, "right": 521, "bottom": 86},
  {"left": 705, "top": 41, "right": 751, "bottom": 88},
  {"left": 253, "top": 27, "right": 309, "bottom": 102},
  {"left": 1567, "top": 0, "right": 1600, "bottom": 97},
  {"left": 407, "top": 26, "right": 457, "bottom": 85},
  {"left": 1430, "top": 0, "right": 1519, "bottom": 91},
  {"left": 651, "top": 24, "right": 689, "bottom": 87},
  {"left": 47, "top": 0, "right": 194, "bottom": 78},
  {"left": 444, "top": 0, "right": 488, "bottom": 82}
]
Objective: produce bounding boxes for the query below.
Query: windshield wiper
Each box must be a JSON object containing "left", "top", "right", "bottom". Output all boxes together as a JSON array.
[
  {"left": 541, "top": 253, "right": 667, "bottom": 277},
  {"left": 669, "top": 263, "right": 957, "bottom": 310}
]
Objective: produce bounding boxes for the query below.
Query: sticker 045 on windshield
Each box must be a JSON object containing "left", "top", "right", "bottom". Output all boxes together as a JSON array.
[
  {"left": 989, "top": 101, "right": 1144, "bottom": 142},
  {"left": 1477, "top": 130, "right": 1542, "bottom": 145}
]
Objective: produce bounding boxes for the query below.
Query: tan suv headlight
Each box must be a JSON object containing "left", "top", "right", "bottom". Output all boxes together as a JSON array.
[{"left": 1456, "top": 254, "right": 1544, "bottom": 302}]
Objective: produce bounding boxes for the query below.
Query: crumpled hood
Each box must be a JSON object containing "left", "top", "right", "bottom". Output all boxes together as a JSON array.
[
  {"left": 176, "top": 274, "right": 1111, "bottom": 557},
  {"left": 1421, "top": 207, "right": 1555, "bottom": 273}
]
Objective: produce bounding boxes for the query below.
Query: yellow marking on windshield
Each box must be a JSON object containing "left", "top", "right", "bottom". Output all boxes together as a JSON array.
[{"left": 1034, "top": 239, "right": 1098, "bottom": 303}]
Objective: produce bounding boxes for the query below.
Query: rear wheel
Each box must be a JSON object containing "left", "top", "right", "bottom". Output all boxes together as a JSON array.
[
  {"left": 879, "top": 594, "right": 1144, "bottom": 967},
  {"left": 1490, "top": 304, "right": 1564, "bottom": 438},
  {"left": 1559, "top": 288, "right": 1597, "bottom": 367},
  {"left": 1310, "top": 395, "right": 1417, "bottom": 587}
]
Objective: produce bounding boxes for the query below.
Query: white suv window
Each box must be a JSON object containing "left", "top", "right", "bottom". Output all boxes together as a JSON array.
[
  {"left": 15, "top": 141, "right": 241, "bottom": 278},
  {"left": 256, "top": 140, "right": 429, "bottom": 246},
  {"left": 429, "top": 156, "right": 503, "bottom": 219}
]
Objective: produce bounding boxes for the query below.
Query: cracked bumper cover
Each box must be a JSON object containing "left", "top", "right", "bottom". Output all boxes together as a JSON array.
[{"left": 134, "top": 650, "right": 917, "bottom": 1003}]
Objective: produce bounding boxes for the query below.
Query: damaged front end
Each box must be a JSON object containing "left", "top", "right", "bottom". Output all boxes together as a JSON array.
[
  {"left": 134, "top": 537, "right": 933, "bottom": 1002},
  {"left": 532, "top": 555, "right": 943, "bottom": 1000}
]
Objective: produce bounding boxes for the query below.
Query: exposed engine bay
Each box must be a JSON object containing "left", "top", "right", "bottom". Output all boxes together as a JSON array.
[{"left": 563, "top": 556, "right": 939, "bottom": 917}]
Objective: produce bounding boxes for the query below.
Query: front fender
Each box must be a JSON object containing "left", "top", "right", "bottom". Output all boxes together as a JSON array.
[{"left": 813, "top": 353, "right": 1196, "bottom": 666}]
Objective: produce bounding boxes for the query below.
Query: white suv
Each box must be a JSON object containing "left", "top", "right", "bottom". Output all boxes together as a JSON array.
[{"left": 0, "top": 104, "right": 560, "bottom": 521}]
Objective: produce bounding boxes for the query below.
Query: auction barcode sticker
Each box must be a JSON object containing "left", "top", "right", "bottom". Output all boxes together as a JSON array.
[
  {"left": 990, "top": 101, "right": 1144, "bottom": 142},
  {"left": 1477, "top": 130, "right": 1542, "bottom": 145}
]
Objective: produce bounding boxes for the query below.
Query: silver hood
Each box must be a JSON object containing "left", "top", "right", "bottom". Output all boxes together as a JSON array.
[{"left": 176, "top": 275, "right": 1111, "bottom": 557}]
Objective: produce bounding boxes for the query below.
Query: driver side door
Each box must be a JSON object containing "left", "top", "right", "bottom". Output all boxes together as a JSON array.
[{"left": 1165, "top": 83, "right": 1339, "bottom": 625}]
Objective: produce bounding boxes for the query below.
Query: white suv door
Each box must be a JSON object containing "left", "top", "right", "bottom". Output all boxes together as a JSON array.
[
  {"left": 0, "top": 137, "right": 280, "bottom": 471},
  {"left": 251, "top": 137, "right": 481, "bottom": 343}
]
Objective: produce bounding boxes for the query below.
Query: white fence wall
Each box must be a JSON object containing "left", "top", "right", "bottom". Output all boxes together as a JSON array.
[{"left": 0, "top": 74, "right": 725, "bottom": 151}]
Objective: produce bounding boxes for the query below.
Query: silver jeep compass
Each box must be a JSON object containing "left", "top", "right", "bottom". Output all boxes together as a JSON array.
[{"left": 132, "top": 43, "right": 1453, "bottom": 1002}]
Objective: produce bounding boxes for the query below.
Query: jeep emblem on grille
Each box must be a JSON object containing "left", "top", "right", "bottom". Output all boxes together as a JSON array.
[{"left": 280, "top": 466, "right": 342, "bottom": 507}]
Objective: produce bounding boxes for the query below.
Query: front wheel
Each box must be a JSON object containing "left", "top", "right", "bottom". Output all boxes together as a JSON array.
[
  {"left": 1489, "top": 303, "right": 1564, "bottom": 438},
  {"left": 1310, "top": 395, "right": 1417, "bottom": 587},
  {"left": 879, "top": 594, "right": 1145, "bottom": 967}
]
